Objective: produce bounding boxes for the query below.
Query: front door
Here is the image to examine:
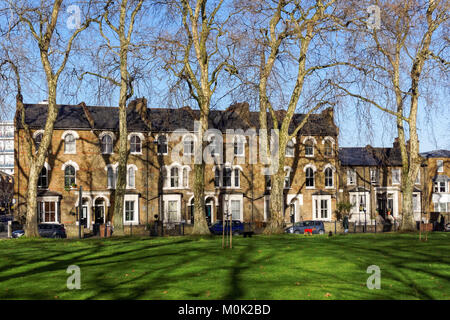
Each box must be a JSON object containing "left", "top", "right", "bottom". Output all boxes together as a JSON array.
[
  {"left": 205, "top": 204, "right": 212, "bottom": 225},
  {"left": 81, "top": 206, "right": 88, "bottom": 228},
  {"left": 95, "top": 205, "right": 104, "bottom": 224}
]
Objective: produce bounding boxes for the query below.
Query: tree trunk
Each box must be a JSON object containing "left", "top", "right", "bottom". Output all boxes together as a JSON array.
[
  {"left": 112, "top": 63, "right": 128, "bottom": 236},
  {"left": 24, "top": 86, "right": 58, "bottom": 237},
  {"left": 264, "top": 170, "right": 285, "bottom": 234},
  {"left": 191, "top": 113, "right": 210, "bottom": 235}
]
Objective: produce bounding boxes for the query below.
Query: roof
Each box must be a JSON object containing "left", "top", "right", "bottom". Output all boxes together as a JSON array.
[
  {"left": 16, "top": 103, "right": 338, "bottom": 136},
  {"left": 339, "top": 147, "right": 403, "bottom": 166},
  {"left": 420, "top": 150, "right": 450, "bottom": 158}
]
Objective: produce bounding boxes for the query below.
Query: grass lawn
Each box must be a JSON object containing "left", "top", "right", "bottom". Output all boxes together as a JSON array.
[{"left": 0, "top": 233, "right": 449, "bottom": 300}]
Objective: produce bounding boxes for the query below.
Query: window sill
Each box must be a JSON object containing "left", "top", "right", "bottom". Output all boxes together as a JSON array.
[
  {"left": 325, "top": 186, "right": 335, "bottom": 189},
  {"left": 64, "top": 152, "right": 77, "bottom": 155},
  {"left": 306, "top": 187, "right": 315, "bottom": 190},
  {"left": 130, "top": 152, "right": 142, "bottom": 155},
  {"left": 123, "top": 221, "right": 139, "bottom": 225},
  {"left": 305, "top": 155, "right": 314, "bottom": 158},
  {"left": 102, "top": 152, "right": 114, "bottom": 155}
]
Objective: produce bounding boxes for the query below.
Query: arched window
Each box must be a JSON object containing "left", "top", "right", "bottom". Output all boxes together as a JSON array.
[
  {"left": 325, "top": 167, "right": 333, "bottom": 187},
  {"left": 34, "top": 133, "right": 43, "bottom": 150},
  {"left": 157, "top": 135, "right": 168, "bottom": 154},
  {"left": 170, "top": 167, "right": 179, "bottom": 188},
  {"left": 209, "top": 136, "right": 218, "bottom": 156},
  {"left": 64, "top": 133, "right": 76, "bottom": 153},
  {"left": 324, "top": 140, "right": 333, "bottom": 157},
  {"left": 233, "top": 136, "right": 245, "bottom": 156},
  {"left": 101, "top": 134, "right": 113, "bottom": 154},
  {"left": 38, "top": 167, "right": 48, "bottom": 188},
  {"left": 128, "top": 166, "right": 136, "bottom": 188},
  {"left": 286, "top": 139, "right": 295, "bottom": 157},
  {"left": 305, "top": 139, "right": 314, "bottom": 156},
  {"left": 107, "top": 166, "right": 115, "bottom": 189},
  {"left": 284, "top": 168, "right": 291, "bottom": 188},
  {"left": 223, "top": 167, "right": 232, "bottom": 187},
  {"left": 214, "top": 167, "right": 221, "bottom": 187},
  {"left": 64, "top": 165, "right": 76, "bottom": 187},
  {"left": 161, "top": 167, "right": 168, "bottom": 188},
  {"left": 234, "top": 168, "right": 240, "bottom": 188},
  {"left": 182, "top": 167, "right": 189, "bottom": 187},
  {"left": 130, "top": 135, "right": 142, "bottom": 153},
  {"left": 306, "top": 167, "right": 314, "bottom": 187},
  {"left": 184, "top": 136, "right": 194, "bottom": 155}
]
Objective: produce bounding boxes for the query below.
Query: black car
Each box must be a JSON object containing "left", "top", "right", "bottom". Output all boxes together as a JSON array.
[
  {"left": 285, "top": 220, "right": 325, "bottom": 234},
  {"left": 38, "top": 224, "right": 66, "bottom": 238},
  {"left": 12, "top": 223, "right": 66, "bottom": 238}
]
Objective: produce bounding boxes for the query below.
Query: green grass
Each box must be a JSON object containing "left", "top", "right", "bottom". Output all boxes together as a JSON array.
[{"left": 0, "top": 233, "right": 449, "bottom": 300}]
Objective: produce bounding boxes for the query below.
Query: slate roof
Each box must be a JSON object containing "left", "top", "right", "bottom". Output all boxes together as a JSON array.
[
  {"left": 420, "top": 150, "right": 450, "bottom": 158},
  {"left": 339, "top": 147, "right": 403, "bottom": 166},
  {"left": 16, "top": 103, "right": 338, "bottom": 136}
]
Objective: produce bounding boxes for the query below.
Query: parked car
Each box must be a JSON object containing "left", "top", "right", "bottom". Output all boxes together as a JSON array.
[
  {"left": 209, "top": 220, "right": 244, "bottom": 235},
  {"left": 285, "top": 220, "right": 325, "bottom": 235},
  {"left": 12, "top": 224, "right": 66, "bottom": 239},
  {"left": 445, "top": 223, "right": 450, "bottom": 232},
  {"left": 11, "top": 229, "right": 25, "bottom": 238}
]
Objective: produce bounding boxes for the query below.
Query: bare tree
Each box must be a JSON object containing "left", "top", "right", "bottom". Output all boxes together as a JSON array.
[
  {"left": 332, "top": 0, "right": 449, "bottom": 231},
  {"left": 77, "top": 0, "right": 144, "bottom": 235},
  {"left": 3, "top": 0, "right": 97, "bottom": 236},
  {"left": 153, "top": 0, "right": 238, "bottom": 234},
  {"left": 236, "top": 0, "right": 345, "bottom": 233}
]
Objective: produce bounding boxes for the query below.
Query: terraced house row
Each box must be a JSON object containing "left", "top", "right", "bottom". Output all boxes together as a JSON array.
[{"left": 13, "top": 101, "right": 450, "bottom": 232}]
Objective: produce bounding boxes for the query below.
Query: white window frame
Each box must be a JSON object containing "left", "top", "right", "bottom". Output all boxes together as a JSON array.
[
  {"left": 285, "top": 138, "right": 295, "bottom": 157},
  {"left": 99, "top": 131, "right": 115, "bottom": 154},
  {"left": 128, "top": 133, "right": 144, "bottom": 155},
  {"left": 437, "top": 160, "right": 444, "bottom": 173},
  {"left": 347, "top": 169, "right": 356, "bottom": 186},
  {"left": 323, "top": 164, "right": 335, "bottom": 189},
  {"left": 156, "top": 134, "right": 168, "bottom": 155},
  {"left": 62, "top": 130, "right": 79, "bottom": 154},
  {"left": 183, "top": 134, "right": 195, "bottom": 156},
  {"left": 123, "top": 194, "right": 139, "bottom": 225},
  {"left": 61, "top": 160, "right": 79, "bottom": 188},
  {"left": 213, "top": 165, "right": 242, "bottom": 189},
  {"left": 105, "top": 163, "right": 118, "bottom": 189},
  {"left": 163, "top": 163, "right": 190, "bottom": 190},
  {"left": 349, "top": 192, "right": 371, "bottom": 214},
  {"left": 37, "top": 198, "right": 59, "bottom": 224},
  {"left": 312, "top": 195, "right": 331, "bottom": 221},
  {"left": 304, "top": 164, "right": 316, "bottom": 189},
  {"left": 303, "top": 136, "right": 317, "bottom": 157},
  {"left": 126, "top": 164, "right": 138, "bottom": 189},
  {"left": 233, "top": 135, "right": 246, "bottom": 157},
  {"left": 162, "top": 194, "right": 181, "bottom": 223},
  {"left": 370, "top": 168, "right": 379, "bottom": 184},
  {"left": 223, "top": 194, "right": 244, "bottom": 221},
  {"left": 392, "top": 168, "right": 401, "bottom": 185},
  {"left": 322, "top": 136, "right": 335, "bottom": 157}
]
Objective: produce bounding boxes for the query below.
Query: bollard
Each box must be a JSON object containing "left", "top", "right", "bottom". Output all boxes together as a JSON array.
[{"left": 7, "top": 221, "right": 12, "bottom": 238}]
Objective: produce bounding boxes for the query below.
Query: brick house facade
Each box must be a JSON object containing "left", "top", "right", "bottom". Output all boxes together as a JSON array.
[{"left": 14, "top": 102, "right": 340, "bottom": 230}]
